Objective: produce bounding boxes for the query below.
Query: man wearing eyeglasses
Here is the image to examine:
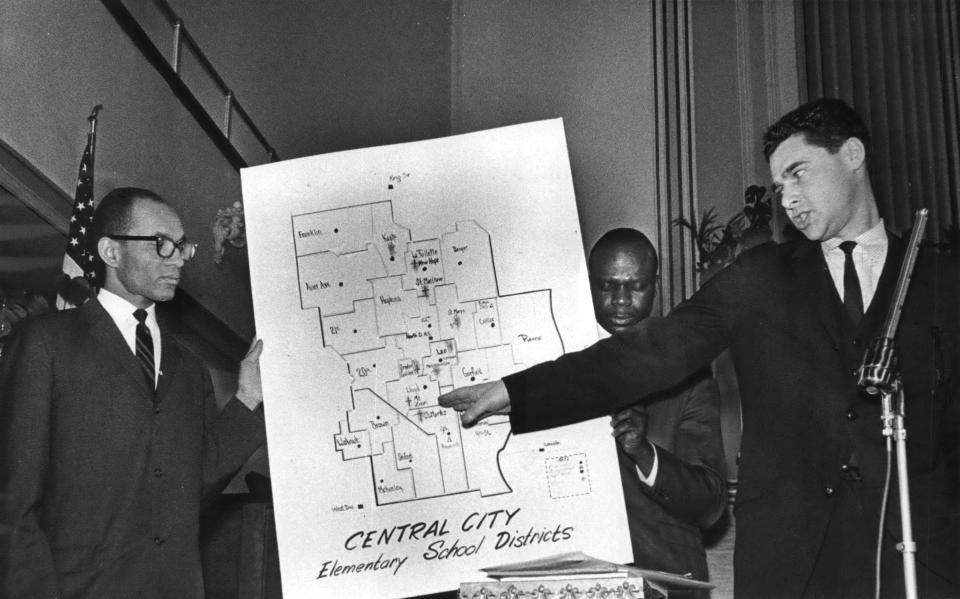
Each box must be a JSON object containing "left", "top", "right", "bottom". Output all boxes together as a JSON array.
[{"left": 0, "top": 187, "right": 266, "bottom": 598}]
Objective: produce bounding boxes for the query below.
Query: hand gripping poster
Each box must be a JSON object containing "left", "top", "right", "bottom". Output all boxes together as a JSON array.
[{"left": 241, "top": 119, "right": 632, "bottom": 598}]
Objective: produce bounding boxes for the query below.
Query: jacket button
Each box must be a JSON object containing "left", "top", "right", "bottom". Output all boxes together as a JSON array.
[
  {"left": 840, "top": 464, "right": 850, "bottom": 472},
  {"left": 154, "top": 406, "right": 161, "bottom": 414},
  {"left": 153, "top": 467, "right": 164, "bottom": 478},
  {"left": 824, "top": 487, "right": 834, "bottom": 497},
  {"left": 154, "top": 536, "right": 164, "bottom": 546},
  {"left": 847, "top": 409, "right": 857, "bottom": 421},
  {"left": 830, "top": 343, "right": 839, "bottom": 351}
]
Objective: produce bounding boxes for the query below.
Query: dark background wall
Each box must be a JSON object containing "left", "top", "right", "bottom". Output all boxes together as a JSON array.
[
  {"left": 450, "top": 0, "right": 659, "bottom": 254},
  {"left": 169, "top": 0, "right": 454, "bottom": 159}
]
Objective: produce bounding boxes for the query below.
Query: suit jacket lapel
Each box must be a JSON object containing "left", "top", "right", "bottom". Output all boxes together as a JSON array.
[
  {"left": 156, "top": 327, "right": 183, "bottom": 404},
  {"left": 785, "top": 232, "right": 905, "bottom": 343},
  {"left": 787, "top": 240, "right": 843, "bottom": 345},
  {"left": 83, "top": 298, "right": 155, "bottom": 397},
  {"left": 859, "top": 231, "right": 905, "bottom": 336}
]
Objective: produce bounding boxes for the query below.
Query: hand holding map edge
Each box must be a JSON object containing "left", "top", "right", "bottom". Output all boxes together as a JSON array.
[
  {"left": 438, "top": 379, "right": 511, "bottom": 427},
  {"left": 236, "top": 338, "right": 264, "bottom": 410}
]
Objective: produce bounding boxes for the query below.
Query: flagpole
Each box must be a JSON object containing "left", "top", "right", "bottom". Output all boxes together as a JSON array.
[
  {"left": 88, "top": 104, "right": 102, "bottom": 150},
  {"left": 81, "top": 104, "right": 101, "bottom": 284}
]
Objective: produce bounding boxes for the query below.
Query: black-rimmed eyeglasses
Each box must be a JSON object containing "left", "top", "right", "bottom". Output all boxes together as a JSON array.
[{"left": 108, "top": 235, "right": 197, "bottom": 260}]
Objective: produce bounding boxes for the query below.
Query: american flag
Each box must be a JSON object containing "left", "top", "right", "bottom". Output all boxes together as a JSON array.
[{"left": 56, "top": 112, "right": 99, "bottom": 309}]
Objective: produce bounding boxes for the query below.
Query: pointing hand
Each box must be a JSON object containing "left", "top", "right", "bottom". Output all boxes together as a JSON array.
[{"left": 438, "top": 380, "right": 510, "bottom": 427}]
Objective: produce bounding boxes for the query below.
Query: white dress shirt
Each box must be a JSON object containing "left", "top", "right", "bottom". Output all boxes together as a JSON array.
[
  {"left": 98, "top": 288, "right": 161, "bottom": 386},
  {"left": 636, "top": 446, "right": 658, "bottom": 486},
  {"left": 821, "top": 219, "right": 888, "bottom": 311}
]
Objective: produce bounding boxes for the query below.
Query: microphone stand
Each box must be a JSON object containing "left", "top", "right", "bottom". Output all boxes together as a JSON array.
[{"left": 857, "top": 208, "right": 928, "bottom": 599}]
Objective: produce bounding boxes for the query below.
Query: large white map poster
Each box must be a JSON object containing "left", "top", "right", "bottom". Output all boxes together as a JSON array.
[{"left": 241, "top": 119, "right": 632, "bottom": 598}]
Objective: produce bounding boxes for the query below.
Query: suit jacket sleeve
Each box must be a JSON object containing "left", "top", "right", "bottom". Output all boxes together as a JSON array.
[
  {"left": 199, "top": 369, "right": 266, "bottom": 504},
  {"left": 505, "top": 252, "right": 744, "bottom": 433},
  {"left": 0, "top": 323, "right": 60, "bottom": 598},
  {"left": 640, "top": 372, "right": 728, "bottom": 529}
]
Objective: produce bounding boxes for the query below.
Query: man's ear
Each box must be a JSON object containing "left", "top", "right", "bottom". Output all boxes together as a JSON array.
[
  {"left": 841, "top": 137, "right": 867, "bottom": 171},
  {"left": 97, "top": 237, "right": 120, "bottom": 268}
]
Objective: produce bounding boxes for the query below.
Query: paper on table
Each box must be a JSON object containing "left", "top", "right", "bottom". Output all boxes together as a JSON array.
[
  {"left": 482, "top": 551, "right": 621, "bottom": 577},
  {"left": 481, "top": 551, "right": 715, "bottom": 590}
]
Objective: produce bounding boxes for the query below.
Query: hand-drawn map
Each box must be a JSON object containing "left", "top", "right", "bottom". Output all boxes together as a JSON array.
[{"left": 242, "top": 120, "right": 632, "bottom": 599}]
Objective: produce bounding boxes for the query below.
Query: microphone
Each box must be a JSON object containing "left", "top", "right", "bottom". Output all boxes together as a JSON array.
[
  {"left": 858, "top": 337, "right": 899, "bottom": 396},
  {"left": 856, "top": 209, "right": 927, "bottom": 396}
]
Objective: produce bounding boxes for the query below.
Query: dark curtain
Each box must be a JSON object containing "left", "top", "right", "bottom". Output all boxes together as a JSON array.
[{"left": 802, "top": 0, "right": 960, "bottom": 246}]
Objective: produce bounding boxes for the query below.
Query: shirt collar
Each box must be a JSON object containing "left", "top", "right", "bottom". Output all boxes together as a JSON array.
[
  {"left": 97, "top": 287, "right": 157, "bottom": 326},
  {"left": 822, "top": 218, "right": 887, "bottom": 255}
]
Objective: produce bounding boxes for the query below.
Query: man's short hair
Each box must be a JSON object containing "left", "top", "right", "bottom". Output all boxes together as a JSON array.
[
  {"left": 89, "top": 187, "right": 167, "bottom": 283},
  {"left": 762, "top": 97, "right": 871, "bottom": 162},
  {"left": 589, "top": 228, "right": 658, "bottom": 275}
]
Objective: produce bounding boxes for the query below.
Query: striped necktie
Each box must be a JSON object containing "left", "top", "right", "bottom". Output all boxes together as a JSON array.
[
  {"left": 839, "top": 241, "right": 864, "bottom": 325},
  {"left": 133, "top": 309, "right": 155, "bottom": 389}
]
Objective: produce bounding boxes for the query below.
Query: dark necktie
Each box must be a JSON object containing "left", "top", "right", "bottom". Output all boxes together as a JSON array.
[
  {"left": 839, "top": 241, "right": 864, "bottom": 325},
  {"left": 133, "top": 309, "right": 155, "bottom": 389}
]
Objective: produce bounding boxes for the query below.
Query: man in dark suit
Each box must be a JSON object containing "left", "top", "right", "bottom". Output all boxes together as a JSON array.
[
  {"left": 0, "top": 187, "right": 267, "bottom": 598},
  {"left": 440, "top": 99, "right": 960, "bottom": 597},
  {"left": 589, "top": 228, "right": 726, "bottom": 586}
]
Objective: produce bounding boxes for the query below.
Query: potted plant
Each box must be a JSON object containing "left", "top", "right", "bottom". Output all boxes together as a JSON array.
[{"left": 673, "top": 184, "right": 775, "bottom": 282}]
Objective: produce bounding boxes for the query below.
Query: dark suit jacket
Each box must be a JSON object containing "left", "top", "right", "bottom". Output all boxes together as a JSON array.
[
  {"left": 0, "top": 298, "right": 266, "bottom": 599},
  {"left": 618, "top": 369, "right": 726, "bottom": 583},
  {"left": 504, "top": 235, "right": 960, "bottom": 598}
]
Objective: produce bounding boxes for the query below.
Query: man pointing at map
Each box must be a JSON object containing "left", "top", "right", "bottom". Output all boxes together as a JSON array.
[{"left": 440, "top": 98, "right": 960, "bottom": 598}]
